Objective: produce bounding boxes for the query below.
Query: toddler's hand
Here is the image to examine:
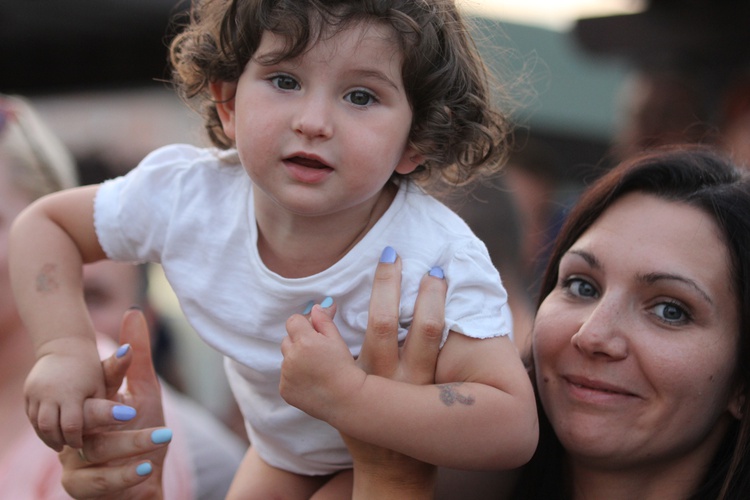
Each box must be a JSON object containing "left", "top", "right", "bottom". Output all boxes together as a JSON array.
[
  {"left": 24, "top": 341, "right": 106, "bottom": 451},
  {"left": 280, "top": 303, "right": 365, "bottom": 422}
]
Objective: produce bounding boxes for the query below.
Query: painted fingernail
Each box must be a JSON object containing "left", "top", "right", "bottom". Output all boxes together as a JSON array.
[
  {"left": 136, "top": 462, "right": 152, "bottom": 476},
  {"left": 151, "top": 428, "right": 173, "bottom": 444},
  {"left": 320, "top": 296, "right": 334, "bottom": 308},
  {"left": 115, "top": 344, "right": 131, "bottom": 358},
  {"left": 429, "top": 266, "right": 444, "bottom": 279},
  {"left": 380, "top": 246, "right": 397, "bottom": 263},
  {"left": 302, "top": 300, "right": 314, "bottom": 315},
  {"left": 112, "top": 405, "right": 137, "bottom": 421}
]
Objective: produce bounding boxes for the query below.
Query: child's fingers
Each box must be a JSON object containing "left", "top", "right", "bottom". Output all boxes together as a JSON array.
[
  {"left": 60, "top": 402, "right": 85, "bottom": 450},
  {"left": 309, "top": 304, "right": 341, "bottom": 339},
  {"left": 35, "top": 401, "right": 64, "bottom": 451}
]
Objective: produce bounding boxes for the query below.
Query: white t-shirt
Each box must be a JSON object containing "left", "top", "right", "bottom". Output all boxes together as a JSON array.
[{"left": 95, "top": 144, "right": 512, "bottom": 475}]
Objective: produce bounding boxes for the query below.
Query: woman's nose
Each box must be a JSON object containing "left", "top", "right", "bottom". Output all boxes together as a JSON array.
[{"left": 571, "top": 298, "right": 628, "bottom": 360}]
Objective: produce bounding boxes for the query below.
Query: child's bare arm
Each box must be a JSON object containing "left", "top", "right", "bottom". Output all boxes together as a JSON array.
[
  {"left": 281, "top": 316, "right": 538, "bottom": 470},
  {"left": 9, "top": 185, "right": 108, "bottom": 451}
]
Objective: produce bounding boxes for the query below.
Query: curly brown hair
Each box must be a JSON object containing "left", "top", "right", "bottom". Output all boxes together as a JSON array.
[{"left": 169, "top": 0, "right": 511, "bottom": 187}]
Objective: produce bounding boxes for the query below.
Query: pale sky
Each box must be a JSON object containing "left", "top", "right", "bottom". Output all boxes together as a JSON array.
[{"left": 460, "top": 0, "right": 645, "bottom": 30}]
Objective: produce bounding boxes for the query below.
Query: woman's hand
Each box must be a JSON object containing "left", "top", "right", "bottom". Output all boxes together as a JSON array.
[
  {"left": 281, "top": 247, "right": 447, "bottom": 499},
  {"left": 59, "top": 309, "right": 171, "bottom": 499},
  {"left": 351, "top": 250, "right": 448, "bottom": 499}
]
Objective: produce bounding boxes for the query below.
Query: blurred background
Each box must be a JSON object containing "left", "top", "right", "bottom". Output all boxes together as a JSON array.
[{"left": 3, "top": 0, "right": 749, "bottom": 424}]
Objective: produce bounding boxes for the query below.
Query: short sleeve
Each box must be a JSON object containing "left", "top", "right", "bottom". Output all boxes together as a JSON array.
[
  {"left": 94, "top": 144, "right": 207, "bottom": 263},
  {"left": 442, "top": 241, "right": 513, "bottom": 342}
]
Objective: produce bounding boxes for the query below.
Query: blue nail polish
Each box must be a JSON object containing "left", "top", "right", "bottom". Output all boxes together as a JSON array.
[
  {"left": 429, "top": 266, "right": 444, "bottom": 279},
  {"left": 115, "top": 344, "right": 131, "bottom": 358},
  {"left": 320, "top": 296, "right": 334, "bottom": 308},
  {"left": 380, "top": 246, "right": 397, "bottom": 263},
  {"left": 302, "top": 300, "right": 314, "bottom": 315},
  {"left": 112, "top": 405, "right": 137, "bottom": 421},
  {"left": 136, "top": 462, "right": 152, "bottom": 476},
  {"left": 151, "top": 428, "right": 173, "bottom": 444}
]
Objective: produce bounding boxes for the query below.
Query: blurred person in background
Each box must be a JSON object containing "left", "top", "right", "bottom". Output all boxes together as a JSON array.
[{"left": 0, "top": 93, "right": 242, "bottom": 499}]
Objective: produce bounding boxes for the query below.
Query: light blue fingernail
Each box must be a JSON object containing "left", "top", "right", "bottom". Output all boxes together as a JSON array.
[
  {"left": 136, "top": 462, "right": 152, "bottom": 476},
  {"left": 151, "top": 428, "right": 173, "bottom": 444},
  {"left": 429, "top": 266, "right": 444, "bottom": 279},
  {"left": 302, "top": 300, "right": 314, "bottom": 315},
  {"left": 320, "top": 296, "right": 334, "bottom": 308},
  {"left": 115, "top": 344, "right": 131, "bottom": 358},
  {"left": 380, "top": 246, "right": 396, "bottom": 263},
  {"left": 112, "top": 405, "right": 136, "bottom": 421}
]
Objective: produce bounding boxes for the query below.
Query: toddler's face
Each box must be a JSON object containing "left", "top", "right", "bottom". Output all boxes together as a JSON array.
[{"left": 212, "top": 21, "right": 421, "bottom": 220}]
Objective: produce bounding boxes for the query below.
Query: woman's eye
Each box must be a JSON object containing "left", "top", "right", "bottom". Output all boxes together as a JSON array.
[
  {"left": 271, "top": 75, "right": 299, "bottom": 90},
  {"left": 652, "top": 302, "right": 690, "bottom": 324},
  {"left": 346, "top": 90, "right": 375, "bottom": 106},
  {"left": 565, "top": 278, "right": 598, "bottom": 299}
]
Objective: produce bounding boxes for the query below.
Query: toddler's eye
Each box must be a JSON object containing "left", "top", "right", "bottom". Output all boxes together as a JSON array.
[
  {"left": 271, "top": 75, "right": 299, "bottom": 91},
  {"left": 346, "top": 90, "right": 375, "bottom": 106}
]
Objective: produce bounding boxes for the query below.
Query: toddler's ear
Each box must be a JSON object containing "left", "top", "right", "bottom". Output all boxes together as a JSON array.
[
  {"left": 209, "top": 81, "right": 238, "bottom": 141},
  {"left": 394, "top": 146, "right": 425, "bottom": 175}
]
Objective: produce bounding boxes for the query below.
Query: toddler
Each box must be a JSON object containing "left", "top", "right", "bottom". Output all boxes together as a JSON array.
[{"left": 10, "top": 0, "right": 538, "bottom": 498}]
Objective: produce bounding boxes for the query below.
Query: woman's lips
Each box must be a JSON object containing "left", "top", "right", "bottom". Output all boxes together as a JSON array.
[{"left": 563, "top": 375, "right": 640, "bottom": 403}]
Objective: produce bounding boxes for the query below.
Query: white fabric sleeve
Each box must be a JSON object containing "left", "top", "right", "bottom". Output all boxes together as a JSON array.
[
  {"left": 94, "top": 145, "right": 196, "bottom": 263},
  {"left": 442, "top": 242, "right": 513, "bottom": 342}
]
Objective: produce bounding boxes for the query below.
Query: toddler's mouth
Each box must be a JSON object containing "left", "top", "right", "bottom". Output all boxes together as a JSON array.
[{"left": 288, "top": 156, "right": 331, "bottom": 169}]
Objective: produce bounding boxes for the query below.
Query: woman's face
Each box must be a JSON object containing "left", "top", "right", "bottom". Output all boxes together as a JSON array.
[{"left": 534, "top": 192, "right": 741, "bottom": 472}]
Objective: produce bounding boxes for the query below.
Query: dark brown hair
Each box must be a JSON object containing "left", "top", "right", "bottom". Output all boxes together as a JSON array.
[
  {"left": 518, "top": 145, "right": 750, "bottom": 499},
  {"left": 169, "top": 0, "right": 511, "bottom": 187}
]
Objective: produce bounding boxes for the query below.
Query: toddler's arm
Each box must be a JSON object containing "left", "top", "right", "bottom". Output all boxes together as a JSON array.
[
  {"left": 10, "top": 185, "right": 108, "bottom": 451},
  {"left": 281, "top": 301, "right": 538, "bottom": 471}
]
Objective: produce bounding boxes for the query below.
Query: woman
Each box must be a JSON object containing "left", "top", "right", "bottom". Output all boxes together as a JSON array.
[{"left": 60, "top": 145, "right": 750, "bottom": 499}]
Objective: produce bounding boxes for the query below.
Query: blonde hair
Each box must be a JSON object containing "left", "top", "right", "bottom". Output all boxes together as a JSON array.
[{"left": 0, "top": 94, "right": 78, "bottom": 200}]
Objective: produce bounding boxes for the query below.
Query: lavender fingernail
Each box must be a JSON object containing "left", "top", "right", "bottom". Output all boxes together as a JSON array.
[
  {"left": 380, "top": 246, "right": 397, "bottom": 263},
  {"left": 428, "top": 266, "right": 444, "bottom": 279},
  {"left": 112, "top": 405, "right": 136, "bottom": 421},
  {"left": 115, "top": 344, "right": 131, "bottom": 358}
]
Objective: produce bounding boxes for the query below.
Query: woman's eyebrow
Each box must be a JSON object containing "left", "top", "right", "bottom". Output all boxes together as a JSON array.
[
  {"left": 566, "top": 249, "right": 601, "bottom": 270},
  {"left": 638, "top": 272, "right": 713, "bottom": 305}
]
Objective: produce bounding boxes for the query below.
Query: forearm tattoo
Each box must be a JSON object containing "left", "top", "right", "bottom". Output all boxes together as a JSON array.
[
  {"left": 438, "top": 383, "right": 475, "bottom": 407},
  {"left": 35, "top": 263, "right": 59, "bottom": 293}
]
